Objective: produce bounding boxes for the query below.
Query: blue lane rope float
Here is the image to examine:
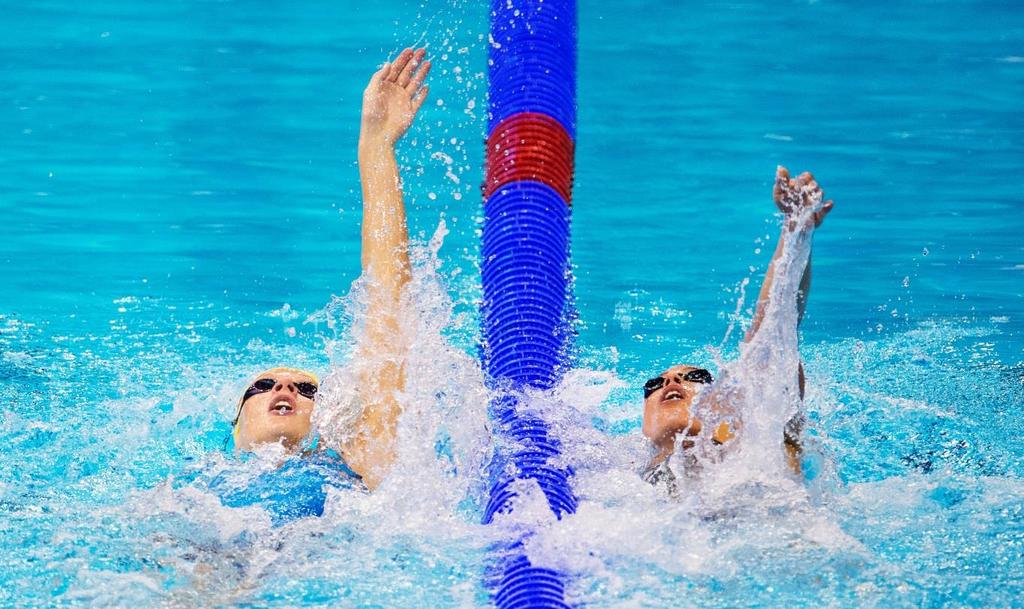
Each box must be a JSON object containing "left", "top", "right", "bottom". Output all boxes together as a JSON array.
[{"left": 481, "top": 1, "right": 578, "bottom": 607}]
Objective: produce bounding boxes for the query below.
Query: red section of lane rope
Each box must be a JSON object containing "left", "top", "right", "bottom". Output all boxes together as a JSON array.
[{"left": 484, "top": 112, "right": 575, "bottom": 204}]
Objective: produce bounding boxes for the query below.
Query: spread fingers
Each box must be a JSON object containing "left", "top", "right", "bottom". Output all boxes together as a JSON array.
[
  {"left": 405, "top": 58, "right": 431, "bottom": 94},
  {"left": 388, "top": 48, "right": 414, "bottom": 82},
  {"left": 398, "top": 48, "right": 427, "bottom": 88}
]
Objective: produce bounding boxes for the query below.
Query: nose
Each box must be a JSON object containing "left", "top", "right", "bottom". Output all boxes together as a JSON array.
[
  {"left": 274, "top": 381, "right": 297, "bottom": 394},
  {"left": 659, "top": 373, "right": 681, "bottom": 386},
  {"left": 661, "top": 374, "right": 687, "bottom": 392}
]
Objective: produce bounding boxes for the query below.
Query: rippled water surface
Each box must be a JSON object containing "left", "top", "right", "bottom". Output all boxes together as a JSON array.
[{"left": 2, "top": 1, "right": 1022, "bottom": 607}]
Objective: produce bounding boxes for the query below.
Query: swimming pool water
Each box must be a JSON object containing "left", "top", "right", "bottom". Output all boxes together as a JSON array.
[{"left": 2, "top": 1, "right": 1022, "bottom": 607}]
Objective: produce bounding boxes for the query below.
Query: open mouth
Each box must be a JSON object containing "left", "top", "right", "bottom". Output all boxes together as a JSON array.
[
  {"left": 269, "top": 400, "right": 295, "bottom": 415},
  {"left": 662, "top": 389, "right": 684, "bottom": 401}
]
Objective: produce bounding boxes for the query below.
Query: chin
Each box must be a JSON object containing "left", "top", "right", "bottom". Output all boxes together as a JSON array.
[
  {"left": 257, "top": 420, "right": 312, "bottom": 446},
  {"left": 657, "top": 414, "right": 692, "bottom": 435}
]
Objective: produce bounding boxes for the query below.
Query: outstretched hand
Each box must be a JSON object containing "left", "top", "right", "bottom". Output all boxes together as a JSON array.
[
  {"left": 773, "top": 166, "right": 834, "bottom": 231},
  {"left": 361, "top": 47, "right": 431, "bottom": 146}
]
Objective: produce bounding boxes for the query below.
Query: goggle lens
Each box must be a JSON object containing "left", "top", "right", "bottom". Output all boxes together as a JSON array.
[
  {"left": 642, "top": 368, "right": 714, "bottom": 399},
  {"left": 241, "top": 378, "right": 318, "bottom": 404}
]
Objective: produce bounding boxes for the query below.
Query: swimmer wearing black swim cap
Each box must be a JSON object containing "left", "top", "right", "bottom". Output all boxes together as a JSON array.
[{"left": 640, "top": 167, "right": 833, "bottom": 491}]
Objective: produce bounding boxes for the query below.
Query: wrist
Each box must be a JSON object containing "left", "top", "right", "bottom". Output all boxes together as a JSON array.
[{"left": 358, "top": 131, "right": 395, "bottom": 154}]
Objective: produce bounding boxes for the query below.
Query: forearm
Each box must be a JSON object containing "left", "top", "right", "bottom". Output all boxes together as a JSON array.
[
  {"left": 796, "top": 252, "right": 811, "bottom": 324},
  {"left": 358, "top": 136, "right": 412, "bottom": 299},
  {"left": 745, "top": 233, "right": 783, "bottom": 342},
  {"left": 745, "top": 228, "right": 812, "bottom": 342}
]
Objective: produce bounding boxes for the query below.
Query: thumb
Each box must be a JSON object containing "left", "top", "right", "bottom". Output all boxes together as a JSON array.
[
  {"left": 815, "top": 200, "right": 834, "bottom": 226},
  {"left": 367, "top": 62, "right": 390, "bottom": 91}
]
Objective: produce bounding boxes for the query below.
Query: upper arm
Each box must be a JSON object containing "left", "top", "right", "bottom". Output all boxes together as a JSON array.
[{"left": 338, "top": 319, "right": 408, "bottom": 490}]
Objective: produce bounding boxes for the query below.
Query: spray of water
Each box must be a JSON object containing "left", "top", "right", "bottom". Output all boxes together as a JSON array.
[
  {"left": 105, "top": 9, "right": 499, "bottom": 602},
  {"left": 314, "top": 219, "right": 491, "bottom": 517},
  {"left": 706, "top": 197, "right": 817, "bottom": 477},
  {"left": 490, "top": 184, "right": 873, "bottom": 606},
  {"left": 100, "top": 222, "right": 497, "bottom": 608}
]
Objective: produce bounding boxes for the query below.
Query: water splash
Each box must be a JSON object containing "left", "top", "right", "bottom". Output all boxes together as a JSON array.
[
  {"left": 707, "top": 209, "right": 815, "bottom": 475},
  {"left": 496, "top": 221, "right": 1024, "bottom": 608},
  {"left": 314, "top": 219, "right": 491, "bottom": 513},
  {"left": 27, "top": 222, "right": 498, "bottom": 608}
]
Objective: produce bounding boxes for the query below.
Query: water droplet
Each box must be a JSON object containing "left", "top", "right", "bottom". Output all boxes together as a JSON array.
[{"left": 922, "top": 247, "right": 929, "bottom": 256}]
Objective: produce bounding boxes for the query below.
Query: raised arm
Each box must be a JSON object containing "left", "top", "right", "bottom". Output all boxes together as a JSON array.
[
  {"left": 341, "top": 48, "right": 430, "bottom": 489},
  {"left": 706, "top": 169, "right": 832, "bottom": 449},
  {"left": 744, "top": 166, "right": 833, "bottom": 345},
  {"left": 643, "top": 168, "right": 832, "bottom": 476},
  {"left": 744, "top": 166, "right": 832, "bottom": 471}
]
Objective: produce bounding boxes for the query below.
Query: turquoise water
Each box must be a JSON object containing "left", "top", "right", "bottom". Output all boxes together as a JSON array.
[{"left": 2, "top": 1, "right": 1023, "bottom": 607}]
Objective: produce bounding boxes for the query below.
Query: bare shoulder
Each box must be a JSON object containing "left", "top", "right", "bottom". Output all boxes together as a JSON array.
[{"left": 694, "top": 379, "right": 742, "bottom": 445}]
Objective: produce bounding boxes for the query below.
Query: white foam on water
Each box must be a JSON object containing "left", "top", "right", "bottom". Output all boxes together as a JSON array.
[
  {"left": 314, "top": 220, "right": 491, "bottom": 517},
  {"left": 79, "top": 219, "right": 496, "bottom": 608},
  {"left": 504, "top": 191, "right": 903, "bottom": 606}
]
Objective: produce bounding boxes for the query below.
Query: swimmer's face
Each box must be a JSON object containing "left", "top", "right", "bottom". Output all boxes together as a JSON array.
[
  {"left": 641, "top": 365, "right": 713, "bottom": 446},
  {"left": 235, "top": 367, "right": 317, "bottom": 451}
]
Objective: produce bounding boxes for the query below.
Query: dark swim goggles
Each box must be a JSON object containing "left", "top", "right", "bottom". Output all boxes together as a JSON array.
[
  {"left": 241, "top": 377, "right": 318, "bottom": 404},
  {"left": 643, "top": 368, "right": 714, "bottom": 398}
]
